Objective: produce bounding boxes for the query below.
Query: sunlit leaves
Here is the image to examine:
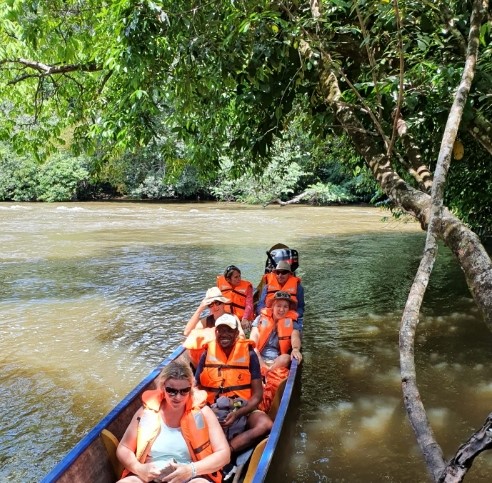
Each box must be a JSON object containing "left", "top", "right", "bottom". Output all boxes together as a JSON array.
[{"left": 0, "top": 0, "right": 492, "bottom": 232}]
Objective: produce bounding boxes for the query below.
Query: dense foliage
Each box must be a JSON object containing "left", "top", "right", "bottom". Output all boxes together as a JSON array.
[
  {"left": 4, "top": 3, "right": 492, "bottom": 479},
  {"left": 0, "top": 1, "right": 491, "bottom": 231}
]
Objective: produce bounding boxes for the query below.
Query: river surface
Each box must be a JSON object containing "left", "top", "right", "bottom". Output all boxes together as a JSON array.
[{"left": 1, "top": 202, "right": 492, "bottom": 482}]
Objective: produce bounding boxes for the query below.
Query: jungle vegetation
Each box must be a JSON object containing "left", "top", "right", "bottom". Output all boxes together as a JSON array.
[{"left": 2, "top": 1, "right": 492, "bottom": 481}]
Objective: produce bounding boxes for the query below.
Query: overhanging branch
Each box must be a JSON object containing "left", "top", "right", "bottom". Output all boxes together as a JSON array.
[{"left": 1, "top": 58, "right": 101, "bottom": 84}]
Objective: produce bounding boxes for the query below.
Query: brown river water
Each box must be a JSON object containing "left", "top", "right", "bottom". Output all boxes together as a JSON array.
[{"left": 1, "top": 202, "right": 492, "bottom": 482}]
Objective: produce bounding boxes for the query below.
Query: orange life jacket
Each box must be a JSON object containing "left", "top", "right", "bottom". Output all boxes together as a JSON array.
[
  {"left": 263, "top": 272, "right": 301, "bottom": 307},
  {"left": 256, "top": 308, "right": 297, "bottom": 355},
  {"left": 183, "top": 327, "right": 216, "bottom": 368},
  {"left": 216, "top": 275, "right": 253, "bottom": 321},
  {"left": 124, "top": 389, "right": 222, "bottom": 483},
  {"left": 199, "top": 339, "right": 254, "bottom": 405}
]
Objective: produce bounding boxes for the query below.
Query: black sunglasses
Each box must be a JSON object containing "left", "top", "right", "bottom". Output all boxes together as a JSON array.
[
  {"left": 209, "top": 300, "right": 223, "bottom": 307},
  {"left": 165, "top": 386, "right": 192, "bottom": 396},
  {"left": 275, "top": 270, "right": 290, "bottom": 275}
]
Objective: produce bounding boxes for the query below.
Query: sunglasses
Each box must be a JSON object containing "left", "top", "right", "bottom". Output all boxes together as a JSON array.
[
  {"left": 209, "top": 301, "right": 223, "bottom": 307},
  {"left": 275, "top": 270, "right": 290, "bottom": 275},
  {"left": 165, "top": 386, "right": 192, "bottom": 397}
]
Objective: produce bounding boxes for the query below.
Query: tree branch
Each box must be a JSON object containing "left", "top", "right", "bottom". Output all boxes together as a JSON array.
[
  {"left": 401, "top": 1, "right": 485, "bottom": 481},
  {"left": 439, "top": 413, "right": 492, "bottom": 482},
  {"left": 396, "top": 117, "right": 433, "bottom": 192},
  {"left": 263, "top": 191, "right": 311, "bottom": 207},
  {"left": 2, "top": 58, "right": 101, "bottom": 84},
  {"left": 386, "top": 0, "right": 405, "bottom": 157}
]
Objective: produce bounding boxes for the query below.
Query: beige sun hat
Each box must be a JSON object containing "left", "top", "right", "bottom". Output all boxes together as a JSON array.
[
  {"left": 203, "top": 287, "right": 229, "bottom": 305},
  {"left": 215, "top": 313, "right": 238, "bottom": 330}
]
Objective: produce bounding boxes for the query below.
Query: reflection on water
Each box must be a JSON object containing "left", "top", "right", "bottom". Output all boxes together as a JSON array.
[{"left": 1, "top": 202, "right": 492, "bottom": 482}]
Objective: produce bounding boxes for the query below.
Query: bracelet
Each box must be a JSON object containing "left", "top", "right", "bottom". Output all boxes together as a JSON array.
[
  {"left": 292, "top": 347, "right": 300, "bottom": 351},
  {"left": 190, "top": 461, "right": 197, "bottom": 478}
]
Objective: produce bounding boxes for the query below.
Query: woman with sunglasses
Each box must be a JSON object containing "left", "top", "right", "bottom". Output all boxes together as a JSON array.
[
  {"left": 183, "top": 288, "right": 245, "bottom": 368},
  {"left": 183, "top": 287, "right": 230, "bottom": 337},
  {"left": 116, "top": 360, "right": 229, "bottom": 483},
  {"left": 216, "top": 265, "right": 254, "bottom": 332}
]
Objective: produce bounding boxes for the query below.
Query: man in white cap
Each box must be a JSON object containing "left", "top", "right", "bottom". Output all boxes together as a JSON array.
[
  {"left": 256, "top": 261, "right": 305, "bottom": 329},
  {"left": 195, "top": 313, "right": 272, "bottom": 457}
]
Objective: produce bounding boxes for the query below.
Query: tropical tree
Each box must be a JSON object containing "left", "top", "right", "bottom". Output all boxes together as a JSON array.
[{"left": 2, "top": 0, "right": 492, "bottom": 480}]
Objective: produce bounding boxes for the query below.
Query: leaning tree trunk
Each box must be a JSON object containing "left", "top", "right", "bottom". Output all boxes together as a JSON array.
[
  {"left": 398, "top": 2, "right": 488, "bottom": 481},
  {"left": 327, "top": 86, "right": 492, "bottom": 330},
  {"left": 299, "top": 2, "right": 492, "bottom": 480}
]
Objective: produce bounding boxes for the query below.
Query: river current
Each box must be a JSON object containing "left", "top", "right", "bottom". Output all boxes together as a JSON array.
[{"left": 1, "top": 202, "right": 492, "bottom": 482}]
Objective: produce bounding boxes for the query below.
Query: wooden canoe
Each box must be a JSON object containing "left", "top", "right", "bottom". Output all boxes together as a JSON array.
[
  {"left": 43, "top": 243, "right": 301, "bottom": 482},
  {"left": 41, "top": 345, "right": 300, "bottom": 483}
]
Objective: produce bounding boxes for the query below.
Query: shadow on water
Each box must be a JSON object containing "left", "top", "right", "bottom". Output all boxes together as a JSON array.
[{"left": 291, "top": 234, "right": 492, "bottom": 482}]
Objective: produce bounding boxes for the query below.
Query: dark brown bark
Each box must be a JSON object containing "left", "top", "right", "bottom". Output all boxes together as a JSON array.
[{"left": 439, "top": 413, "right": 492, "bottom": 482}]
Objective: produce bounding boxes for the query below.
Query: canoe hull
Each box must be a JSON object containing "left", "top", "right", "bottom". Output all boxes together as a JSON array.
[{"left": 41, "top": 346, "right": 186, "bottom": 483}]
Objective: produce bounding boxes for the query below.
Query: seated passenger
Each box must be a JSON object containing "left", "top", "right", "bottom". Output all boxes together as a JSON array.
[
  {"left": 250, "top": 291, "right": 303, "bottom": 373},
  {"left": 116, "top": 360, "right": 229, "bottom": 483},
  {"left": 184, "top": 287, "right": 230, "bottom": 336},
  {"left": 183, "top": 287, "right": 245, "bottom": 368},
  {"left": 195, "top": 314, "right": 272, "bottom": 455},
  {"left": 256, "top": 261, "right": 305, "bottom": 330},
  {"left": 217, "top": 265, "right": 254, "bottom": 332}
]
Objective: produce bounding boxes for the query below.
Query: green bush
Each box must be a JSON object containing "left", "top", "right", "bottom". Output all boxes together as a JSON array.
[
  {"left": 303, "top": 182, "right": 356, "bottom": 204},
  {"left": 37, "top": 153, "right": 90, "bottom": 201},
  {"left": 130, "top": 172, "right": 176, "bottom": 199},
  {"left": 0, "top": 145, "right": 39, "bottom": 201}
]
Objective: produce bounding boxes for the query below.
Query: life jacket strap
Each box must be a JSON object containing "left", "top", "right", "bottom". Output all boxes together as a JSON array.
[
  {"left": 203, "top": 363, "right": 247, "bottom": 370},
  {"left": 192, "top": 440, "right": 211, "bottom": 455},
  {"left": 201, "top": 383, "right": 251, "bottom": 394}
]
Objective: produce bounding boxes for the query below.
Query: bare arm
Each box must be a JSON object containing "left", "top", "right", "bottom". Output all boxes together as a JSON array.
[
  {"left": 290, "top": 329, "right": 302, "bottom": 362},
  {"left": 116, "top": 408, "right": 161, "bottom": 482},
  {"left": 241, "top": 284, "right": 254, "bottom": 322},
  {"left": 193, "top": 406, "right": 230, "bottom": 473},
  {"left": 249, "top": 326, "right": 267, "bottom": 369},
  {"left": 183, "top": 299, "right": 209, "bottom": 336},
  {"left": 249, "top": 326, "right": 258, "bottom": 340}
]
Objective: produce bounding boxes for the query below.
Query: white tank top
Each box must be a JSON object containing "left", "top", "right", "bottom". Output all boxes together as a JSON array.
[{"left": 147, "top": 418, "right": 192, "bottom": 469}]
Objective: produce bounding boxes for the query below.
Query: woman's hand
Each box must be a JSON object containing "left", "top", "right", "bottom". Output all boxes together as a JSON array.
[
  {"left": 134, "top": 461, "right": 163, "bottom": 482},
  {"left": 199, "top": 297, "right": 210, "bottom": 310},
  {"left": 291, "top": 348, "right": 302, "bottom": 363},
  {"left": 163, "top": 462, "right": 193, "bottom": 483},
  {"left": 240, "top": 318, "right": 251, "bottom": 331}
]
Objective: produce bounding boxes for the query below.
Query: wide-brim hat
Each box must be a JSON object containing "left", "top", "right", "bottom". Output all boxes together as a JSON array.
[
  {"left": 267, "top": 290, "right": 297, "bottom": 310},
  {"left": 215, "top": 313, "right": 238, "bottom": 330},
  {"left": 203, "top": 287, "right": 229, "bottom": 305},
  {"left": 273, "top": 261, "right": 292, "bottom": 273}
]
